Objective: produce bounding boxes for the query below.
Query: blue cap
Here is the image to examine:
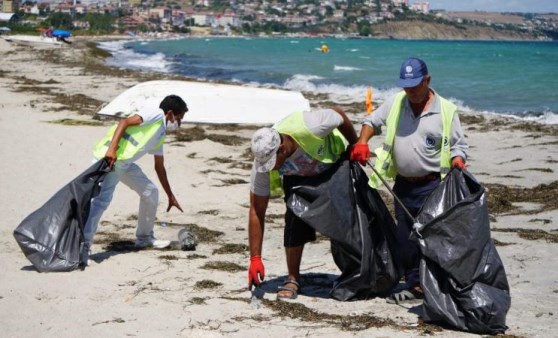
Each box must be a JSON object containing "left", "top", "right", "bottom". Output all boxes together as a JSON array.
[{"left": 396, "top": 57, "right": 428, "bottom": 88}]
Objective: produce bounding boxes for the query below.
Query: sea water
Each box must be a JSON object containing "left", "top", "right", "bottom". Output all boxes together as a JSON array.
[{"left": 99, "top": 37, "right": 558, "bottom": 124}]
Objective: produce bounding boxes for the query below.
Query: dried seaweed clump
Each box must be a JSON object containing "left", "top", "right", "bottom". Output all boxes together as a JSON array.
[
  {"left": 48, "top": 119, "right": 103, "bottom": 126},
  {"left": 263, "top": 299, "right": 404, "bottom": 332},
  {"left": 200, "top": 261, "right": 245, "bottom": 273},
  {"left": 194, "top": 280, "right": 222, "bottom": 290},
  {"left": 172, "top": 126, "right": 206, "bottom": 142},
  {"left": 212, "top": 243, "right": 249, "bottom": 255},
  {"left": 189, "top": 297, "right": 208, "bottom": 305},
  {"left": 207, "top": 133, "right": 248, "bottom": 146},
  {"left": 51, "top": 93, "right": 104, "bottom": 115},
  {"left": 165, "top": 222, "right": 224, "bottom": 242},
  {"left": 486, "top": 181, "right": 558, "bottom": 215},
  {"left": 491, "top": 228, "right": 558, "bottom": 243}
]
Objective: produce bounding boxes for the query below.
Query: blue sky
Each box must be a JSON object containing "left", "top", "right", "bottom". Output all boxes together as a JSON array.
[{"left": 426, "top": 0, "right": 558, "bottom": 13}]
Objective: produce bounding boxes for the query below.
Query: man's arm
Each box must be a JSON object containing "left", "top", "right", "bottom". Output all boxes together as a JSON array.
[
  {"left": 248, "top": 192, "right": 269, "bottom": 257},
  {"left": 154, "top": 155, "right": 183, "bottom": 212},
  {"left": 356, "top": 124, "right": 375, "bottom": 144},
  {"left": 331, "top": 106, "right": 358, "bottom": 145},
  {"left": 248, "top": 191, "right": 269, "bottom": 288}
]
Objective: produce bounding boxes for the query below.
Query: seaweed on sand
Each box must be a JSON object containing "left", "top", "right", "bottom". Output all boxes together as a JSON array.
[{"left": 486, "top": 181, "right": 558, "bottom": 215}]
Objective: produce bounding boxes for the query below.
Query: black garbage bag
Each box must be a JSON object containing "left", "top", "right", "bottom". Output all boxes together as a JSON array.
[
  {"left": 287, "top": 160, "right": 402, "bottom": 301},
  {"left": 13, "top": 160, "right": 109, "bottom": 272},
  {"left": 410, "top": 169, "right": 510, "bottom": 334}
]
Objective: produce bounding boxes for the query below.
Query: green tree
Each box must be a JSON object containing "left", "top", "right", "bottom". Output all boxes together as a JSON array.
[
  {"left": 45, "top": 12, "right": 73, "bottom": 29},
  {"left": 84, "top": 13, "right": 116, "bottom": 34},
  {"left": 357, "top": 20, "right": 371, "bottom": 36}
]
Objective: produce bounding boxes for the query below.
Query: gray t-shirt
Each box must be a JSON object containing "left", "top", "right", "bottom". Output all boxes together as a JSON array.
[
  {"left": 250, "top": 109, "right": 343, "bottom": 196},
  {"left": 362, "top": 90, "right": 468, "bottom": 177}
]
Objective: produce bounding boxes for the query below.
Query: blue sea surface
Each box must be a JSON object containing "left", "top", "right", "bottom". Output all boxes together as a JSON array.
[{"left": 99, "top": 37, "right": 558, "bottom": 124}]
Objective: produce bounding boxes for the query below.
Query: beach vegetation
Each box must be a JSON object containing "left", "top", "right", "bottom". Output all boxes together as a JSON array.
[
  {"left": 159, "top": 254, "right": 179, "bottom": 260},
  {"left": 212, "top": 243, "right": 249, "bottom": 255},
  {"left": 200, "top": 261, "right": 245, "bottom": 272},
  {"left": 492, "top": 228, "right": 558, "bottom": 243},
  {"left": 198, "top": 209, "right": 220, "bottom": 215},
  {"left": 163, "top": 222, "right": 224, "bottom": 242},
  {"left": 48, "top": 119, "right": 103, "bottom": 126},
  {"left": 486, "top": 181, "right": 558, "bottom": 215},
  {"left": 188, "top": 297, "right": 208, "bottom": 305},
  {"left": 194, "top": 280, "right": 222, "bottom": 289}
]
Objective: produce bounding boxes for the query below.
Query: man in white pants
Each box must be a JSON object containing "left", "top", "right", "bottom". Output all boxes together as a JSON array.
[{"left": 82, "top": 95, "right": 187, "bottom": 266}]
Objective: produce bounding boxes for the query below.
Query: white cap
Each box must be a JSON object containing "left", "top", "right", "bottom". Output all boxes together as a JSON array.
[{"left": 251, "top": 127, "right": 281, "bottom": 173}]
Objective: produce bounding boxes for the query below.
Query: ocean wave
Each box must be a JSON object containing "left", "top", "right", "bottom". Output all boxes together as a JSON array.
[
  {"left": 283, "top": 74, "right": 399, "bottom": 105},
  {"left": 97, "top": 40, "right": 556, "bottom": 125},
  {"left": 283, "top": 77, "right": 558, "bottom": 123},
  {"left": 98, "top": 40, "right": 172, "bottom": 73},
  {"left": 500, "top": 110, "right": 558, "bottom": 125},
  {"left": 333, "top": 65, "right": 362, "bottom": 72}
]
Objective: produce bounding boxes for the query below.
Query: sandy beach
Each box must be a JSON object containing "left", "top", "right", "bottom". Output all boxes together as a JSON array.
[{"left": 0, "top": 37, "right": 556, "bottom": 338}]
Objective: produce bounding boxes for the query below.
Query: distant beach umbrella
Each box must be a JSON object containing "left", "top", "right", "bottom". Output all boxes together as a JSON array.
[
  {"left": 52, "top": 29, "right": 72, "bottom": 38},
  {"left": 0, "top": 27, "right": 11, "bottom": 31}
]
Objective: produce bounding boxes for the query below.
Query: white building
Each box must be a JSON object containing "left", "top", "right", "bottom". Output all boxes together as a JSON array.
[{"left": 410, "top": 1, "right": 429, "bottom": 14}]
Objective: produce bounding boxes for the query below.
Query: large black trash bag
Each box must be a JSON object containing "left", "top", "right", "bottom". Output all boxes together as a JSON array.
[
  {"left": 410, "top": 169, "right": 511, "bottom": 334},
  {"left": 13, "top": 160, "right": 110, "bottom": 272},
  {"left": 287, "top": 160, "right": 402, "bottom": 301}
]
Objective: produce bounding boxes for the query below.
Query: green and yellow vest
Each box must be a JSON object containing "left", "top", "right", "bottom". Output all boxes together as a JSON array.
[
  {"left": 369, "top": 92, "right": 456, "bottom": 188},
  {"left": 269, "top": 111, "right": 348, "bottom": 196},
  {"left": 93, "top": 120, "right": 165, "bottom": 161}
]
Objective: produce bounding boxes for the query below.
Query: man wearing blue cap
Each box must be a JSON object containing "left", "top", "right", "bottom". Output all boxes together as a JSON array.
[{"left": 350, "top": 57, "right": 468, "bottom": 304}]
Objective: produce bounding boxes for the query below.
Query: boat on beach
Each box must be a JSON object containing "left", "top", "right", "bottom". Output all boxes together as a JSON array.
[
  {"left": 96, "top": 80, "right": 310, "bottom": 125},
  {"left": 2, "top": 34, "right": 68, "bottom": 47}
]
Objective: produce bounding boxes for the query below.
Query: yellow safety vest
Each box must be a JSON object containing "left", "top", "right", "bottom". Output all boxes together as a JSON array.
[
  {"left": 369, "top": 92, "right": 456, "bottom": 188},
  {"left": 93, "top": 120, "right": 165, "bottom": 161},
  {"left": 269, "top": 111, "right": 348, "bottom": 196}
]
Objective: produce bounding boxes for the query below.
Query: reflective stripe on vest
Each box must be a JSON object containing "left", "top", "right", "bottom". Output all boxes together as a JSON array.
[
  {"left": 369, "top": 92, "right": 456, "bottom": 188},
  {"left": 93, "top": 120, "right": 165, "bottom": 161},
  {"left": 268, "top": 111, "right": 348, "bottom": 196}
]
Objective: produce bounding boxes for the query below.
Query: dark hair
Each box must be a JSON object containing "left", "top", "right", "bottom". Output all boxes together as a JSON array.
[{"left": 159, "top": 95, "right": 187, "bottom": 114}]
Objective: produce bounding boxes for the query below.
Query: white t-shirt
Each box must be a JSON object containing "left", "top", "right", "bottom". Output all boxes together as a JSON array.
[{"left": 250, "top": 109, "right": 344, "bottom": 196}]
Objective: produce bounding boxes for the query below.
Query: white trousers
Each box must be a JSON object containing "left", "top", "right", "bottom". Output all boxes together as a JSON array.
[{"left": 84, "top": 162, "right": 159, "bottom": 246}]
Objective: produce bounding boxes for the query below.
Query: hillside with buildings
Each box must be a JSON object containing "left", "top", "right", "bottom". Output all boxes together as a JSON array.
[{"left": 0, "top": 0, "right": 556, "bottom": 40}]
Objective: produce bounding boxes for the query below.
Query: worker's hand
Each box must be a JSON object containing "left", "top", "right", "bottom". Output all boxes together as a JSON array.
[
  {"left": 248, "top": 255, "right": 265, "bottom": 289},
  {"left": 451, "top": 157, "right": 466, "bottom": 170},
  {"left": 350, "top": 143, "right": 370, "bottom": 165},
  {"left": 167, "top": 195, "right": 184, "bottom": 212},
  {"left": 104, "top": 148, "right": 117, "bottom": 169}
]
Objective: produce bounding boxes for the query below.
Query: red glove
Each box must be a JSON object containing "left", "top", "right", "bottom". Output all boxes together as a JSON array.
[
  {"left": 350, "top": 143, "right": 370, "bottom": 165},
  {"left": 248, "top": 255, "right": 265, "bottom": 289},
  {"left": 451, "top": 157, "right": 465, "bottom": 170}
]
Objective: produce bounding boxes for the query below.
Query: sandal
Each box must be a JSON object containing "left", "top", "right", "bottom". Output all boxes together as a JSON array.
[
  {"left": 386, "top": 287, "right": 424, "bottom": 304},
  {"left": 277, "top": 279, "right": 301, "bottom": 300}
]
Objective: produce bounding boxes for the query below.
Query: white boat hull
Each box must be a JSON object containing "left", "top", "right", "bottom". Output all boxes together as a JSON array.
[{"left": 96, "top": 80, "right": 311, "bottom": 125}]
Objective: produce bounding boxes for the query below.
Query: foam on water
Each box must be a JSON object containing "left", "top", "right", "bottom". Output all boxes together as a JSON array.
[
  {"left": 97, "top": 38, "right": 558, "bottom": 125},
  {"left": 99, "top": 40, "right": 172, "bottom": 73},
  {"left": 333, "top": 65, "right": 363, "bottom": 71}
]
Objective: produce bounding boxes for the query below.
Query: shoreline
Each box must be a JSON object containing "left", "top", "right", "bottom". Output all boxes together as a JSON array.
[
  {"left": 93, "top": 37, "right": 558, "bottom": 125},
  {"left": 0, "top": 37, "right": 557, "bottom": 338}
]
